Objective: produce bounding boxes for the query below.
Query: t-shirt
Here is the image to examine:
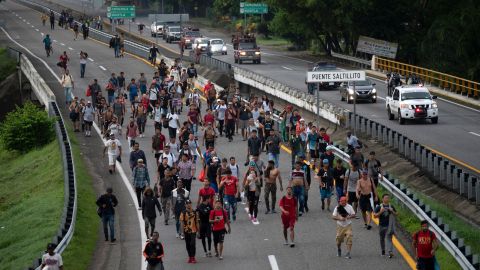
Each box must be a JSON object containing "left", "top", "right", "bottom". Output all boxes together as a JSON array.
[
  {"left": 228, "top": 164, "right": 239, "bottom": 178},
  {"left": 332, "top": 167, "right": 347, "bottom": 188},
  {"left": 239, "top": 107, "right": 251, "bottom": 120},
  {"left": 159, "top": 177, "right": 175, "bottom": 198},
  {"left": 160, "top": 152, "right": 175, "bottom": 167},
  {"left": 317, "top": 168, "right": 334, "bottom": 189},
  {"left": 374, "top": 204, "right": 397, "bottom": 227},
  {"left": 366, "top": 159, "right": 382, "bottom": 179},
  {"left": 222, "top": 176, "right": 238, "bottom": 196},
  {"left": 307, "top": 132, "right": 319, "bottom": 150},
  {"left": 196, "top": 203, "right": 212, "bottom": 224},
  {"left": 204, "top": 113, "right": 215, "bottom": 125},
  {"left": 41, "top": 253, "right": 63, "bottom": 270},
  {"left": 279, "top": 196, "right": 297, "bottom": 218},
  {"left": 215, "top": 104, "right": 227, "bottom": 120},
  {"left": 82, "top": 106, "right": 95, "bottom": 122},
  {"left": 167, "top": 113, "right": 179, "bottom": 129},
  {"left": 106, "top": 139, "right": 121, "bottom": 156},
  {"left": 209, "top": 209, "right": 228, "bottom": 231},
  {"left": 346, "top": 169, "right": 361, "bottom": 192},
  {"left": 108, "top": 123, "right": 121, "bottom": 137},
  {"left": 148, "top": 88, "right": 158, "bottom": 100},
  {"left": 414, "top": 230, "right": 437, "bottom": 259},
  {"left": 291, "top": 169, "right": 305, "bottom": 182},
  {"left": 332, "top": 204, "right": 355, "bottom": 227},
  {"left": 266, "top": 135, "right": 280, "bottom": 154},
  {"left": 199, "top": 187, "right": 216, "bottom": 203},
  {"left": 248, "top": 137, "right": 262, "bottom": 156},
  {"left": 188, "top": 110, "right": 199, "bottom": 124}
]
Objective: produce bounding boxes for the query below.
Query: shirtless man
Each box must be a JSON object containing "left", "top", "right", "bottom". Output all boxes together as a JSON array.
[
  {"left": 356, "top": 170, "right": 378, "bottom": 230},
  {"left": 264, "top": 160, "right": 283, "bottom": 214},
  {"left": 289, "top": 162, "right": 309, "bottom": 217}
]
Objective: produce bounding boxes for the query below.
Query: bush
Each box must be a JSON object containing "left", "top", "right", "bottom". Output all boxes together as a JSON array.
[
  {"left": 0, "top": 48, "right": 16, "bottom": 82},
  {"left": 0, "top": 102, "right": 56, "bottom": 152}
]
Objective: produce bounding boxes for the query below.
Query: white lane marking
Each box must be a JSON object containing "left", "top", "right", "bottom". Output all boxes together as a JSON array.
[
  {"left": 60, "top": 43, "right": 65, "bottom": 46},
  {"left": 88, "top": 57, "right": 94, "bottom": 62},
  {"left": 53, "top": 39, "right": 58, "bottom": 43},
  {"left": 268, "top": 255, "right": 280, "bottom": 270},
  {"left": 244, "top": 207, "right": 260, "bottom": 225},
  {"left": 31, "top": 25, "right": 35, "bottom": 28},
  {"left": 469, "top": 132, "right": 480, "bottom": 137},
  {"left": 0, "top": 26, "right": 148, "bottom": 270},
  {"left": 41, "top": 32, "right": 44, "bottom": 36},
  {"left": 99, "top": 65, "right": 107, "bottom": 71},
  {"left": 26, "top": 21, "right": 30, "bottom": 24},
  {"left": 377, "top": 96, "right": 386, "bottom": 101},
  {"left": 281, "top": 66, "right": 292, "bottom": 71},
  {"left": 35, "top": 28, "right": 39, "bottom": 31},
  {"left": 68, "top": 47, "right": 74, "bottom": 51}
]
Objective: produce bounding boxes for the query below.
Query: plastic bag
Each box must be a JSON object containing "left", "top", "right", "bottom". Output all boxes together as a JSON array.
[{"left": 198, "top": 168, "right": 205, "bottom": 182}]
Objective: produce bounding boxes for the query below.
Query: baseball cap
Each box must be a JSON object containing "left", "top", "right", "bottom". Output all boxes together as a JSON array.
[{"left": 323, "top": 159, "right": 329, "bottom": 164}]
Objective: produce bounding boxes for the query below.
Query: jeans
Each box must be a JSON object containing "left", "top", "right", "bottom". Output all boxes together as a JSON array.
[
  {"left": 292, "top": 185, "right": 305, "bottom": 214},
  {"left": 64, "top": 87, "right": 72, "bottom": 104},
  {"left": 336, "top": 186, "right": 344, "bottom": 200},
  {"left": 160, "top": 196, "right": 172, "bottom": 223},
  {"left": 185, "top": 232, "right": 196, "bottom": 257},
  {"left": 114, "top": 45, "right": 120, "bottom": 57},
  {"left": 217, "top": 120, "right": 224, "bottom": 135},
  {"left": 135, "top": 187, "right": 144, "bottom": 207},
  {"left": 102, "top": 213, "right": 115, "bottom": 240},
  {"left": 108, "top": 94, "right": 115, "bottom": 105},
  {"left": 80, "top": 63, "right": 86, "bottom": 78},
  {"left": 268, "top": 152, "right": 280, "bottom": 168},
  {"left": 379, "top": 226, "right": 394, "bottom": 253},
  {"left": 223, "top": 195, "right": 237, "bottom": 221},
  {"left": 264, "top": 183, "right": 277, "bottom": 211},
  {"left": 192, "top": 123, "right": 198, "bottom": 137}
]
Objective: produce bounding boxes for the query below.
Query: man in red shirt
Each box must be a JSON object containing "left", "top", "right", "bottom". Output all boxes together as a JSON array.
[
  {"left": 209, "top": 200, "right": 231, "bottom": 260},
  {"left": 197, "top": 179, "right": 216, "bottom": 208},
  {"left": 412, "top": 220, "right": 438, "bottom": 270},
  {"left": 279, "top": 187, "right": 297, "bottom": 247},
  {"left": 152, "top": 128, "right": 166, "bottom": 167},
  {"left": 219, "top": 169, "right": 239, "bottom": 221}
]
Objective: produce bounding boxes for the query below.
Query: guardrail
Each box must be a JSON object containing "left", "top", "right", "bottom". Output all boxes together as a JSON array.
[
  {"left": 375, "top": 57, "right": 479, "bottom": 99},
  {"left": 13, "top": 0, "right": 479, "bottom": 268},
  {"left": 9, "top": 51, "right": 77, "bottom": 269},
  {"left": 330, "top": 144, "right": 479, "bottom": 270}
]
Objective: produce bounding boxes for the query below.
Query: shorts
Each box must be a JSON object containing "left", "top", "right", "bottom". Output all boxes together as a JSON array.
[
  {"left": 336, "top": 224, "right": 353, "bottom": 245},
  {"left": 154, "top": 152, "right": 163, "bottom": 160},
  {"left": 359, "top": 194, "right": 372, "bottom": 212},
  {"left": 168, "top": 127, "right": 176, "bottom": 139},
  {"left": 281, "top": 215, "right": 295, "bottom": 229},
  {"left": 239, "top": 119, "right": 249, "bottom": 129},
  {"left": 84, "top": 120, "right": 93, "bottom": 127},
  {"left": 320, "top": 188, "right": 333, "bottom": 200},
  {"left": 309, "top": 149, "right": 318, "bottom": 159},
  {"left": 212, "top": 229, "right": 226, "bottom": 244},
  {"left": 347, "top": 191, "right": 358, "bottom": 204},
  {"left": 108, "top": 154, "right": 117, "bottom": 166}
]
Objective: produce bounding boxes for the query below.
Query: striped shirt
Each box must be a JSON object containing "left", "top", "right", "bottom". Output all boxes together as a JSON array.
[{"left": 291, "top": 169, "right": 305, "bottom": 182}]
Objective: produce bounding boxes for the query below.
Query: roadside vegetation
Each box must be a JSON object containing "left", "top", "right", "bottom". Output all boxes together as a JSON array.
[
  {"left": 0, "top": 48, "right": 16, "bottom": 81},
  {"left": 59, "top": 124, "right": 99, "bottom": 269}
]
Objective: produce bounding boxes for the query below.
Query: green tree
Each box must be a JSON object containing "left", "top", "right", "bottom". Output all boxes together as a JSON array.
[{"left": 0, "top": 102, "right": 56, "bottom": 153}]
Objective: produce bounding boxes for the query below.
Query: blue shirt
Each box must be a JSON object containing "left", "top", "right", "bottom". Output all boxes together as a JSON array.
[{"left": 307, "top": 133, "right": 319, "bottom": 150}]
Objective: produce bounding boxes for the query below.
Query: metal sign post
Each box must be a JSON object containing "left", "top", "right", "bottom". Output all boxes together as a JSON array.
[
  {"left": 306, "top": 70, "right": 365, "bottom": 134},
  {"left": 316, "top": 83, "right": 320, "bottom": 127}
]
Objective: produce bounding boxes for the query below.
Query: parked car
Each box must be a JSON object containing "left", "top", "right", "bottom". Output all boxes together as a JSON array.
[
  {"left": 209, "top": 38, "right": 227, "bottom": 55},
  {"left": 340, "top": 79, "right": 377, "bottom": 103}
]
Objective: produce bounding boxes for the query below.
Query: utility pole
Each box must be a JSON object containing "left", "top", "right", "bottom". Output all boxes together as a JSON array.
[
  {"left": 353, "top": 81, "right": 357, "bottom": 136},
  {"left": 316, "top": 83, "right": 320, "bottom": 128}
]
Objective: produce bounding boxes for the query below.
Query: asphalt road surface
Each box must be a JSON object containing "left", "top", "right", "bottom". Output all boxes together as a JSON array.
[{"left": 2, "top": 1, "right": 412, "bottom": 269}]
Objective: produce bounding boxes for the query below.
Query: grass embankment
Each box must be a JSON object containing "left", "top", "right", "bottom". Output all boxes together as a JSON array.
[
  {"left": 0, "top": 141, "right": 63, "bottom": 269},
  {"left": 60, "top": 124, "right": 99, "bottom": 269},
  {"left": 256, "top": 36, "right": 292, "bottom": 48},
  {"left": 0, "top": 48, "right": 17, "bottom": 81}
]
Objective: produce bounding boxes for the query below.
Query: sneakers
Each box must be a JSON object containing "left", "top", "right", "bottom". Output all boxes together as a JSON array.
[
  {"left": 272, "top": 209, "right": 277, "bottom": 214},
  {"left": 188, "top": 257, "right": 192, "bottom": 263},
  {"left": 304, "top": 205, "right": 309, "bottom": 213},
  {"left": 337, "top": 249, "right": 342, "bottom": 257},
  {"left": 298, "top": 212, "right": 303, "bottom": 217},
  {"left": 180, "top": 234, "right": 185, "bottom": 240},
  {"left": 381, "top": 251, "right": 385, "bottom": 257},
  {"left": 176, "top": 233, "right": 179, "bottom": 238},
  {"left": 110, "top": 238, "right": 116, "bottom": 243},
  {"left": 290, "top": 242, "right": 295, "bottom": 248},
  {"left": 345, "top": 252, "right": 351, "bottom": 259},
  {"left": 219, "top": 256, "right": 223, "bottom": 260},
  {"left": 265, "top": 210, "right": 270, "bottom": 214},
  {"left": 284, "top": 241, "right": 289, "bottom": 246},
  {"left": 388, "top": 252, "right": 394, "bottom": 259},
  {"left": 191, "top": 257, "right": 197, "bottom": 263},
  {"left": 232, "top": 215, "right": 236, "bottom": 221},
  {"left": 367, "top": 225, "right": 372, "bottom": 230},
  {"left": 321, "top": 201, "right": 325, "bottom": 210},
  {"left": 252, "top": 217, "right": 258, "bottom": 223}
]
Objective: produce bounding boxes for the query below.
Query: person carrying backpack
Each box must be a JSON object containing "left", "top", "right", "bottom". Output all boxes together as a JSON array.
[
  {"left": 209, "top": 199, "right": 231, "bottom": 260},
  {"left": 412, "top": 220, "right": 439, "bottom": 270}
]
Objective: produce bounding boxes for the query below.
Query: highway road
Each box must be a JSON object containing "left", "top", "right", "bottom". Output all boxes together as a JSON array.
[
  {"left": 1, "top": 1, "right": 412, "bottom": 269},
  {"left": 108, "top": 15, "right": 480, "bottom": 172}
]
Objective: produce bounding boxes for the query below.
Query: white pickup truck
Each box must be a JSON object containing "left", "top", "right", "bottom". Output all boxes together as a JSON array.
[{"left": 386, "top": 85, "right": 439, "bottom": 124}]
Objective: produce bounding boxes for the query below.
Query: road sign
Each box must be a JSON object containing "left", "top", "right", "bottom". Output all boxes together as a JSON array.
[
  {"left": 240, "top": 2, "right": 268, "bottom": 14},
  {"left": 307, "top": 70, "right": 366, "bottom": 83},
  {"left": 107, "top": 6, "right": 135, "bottom": 19}
]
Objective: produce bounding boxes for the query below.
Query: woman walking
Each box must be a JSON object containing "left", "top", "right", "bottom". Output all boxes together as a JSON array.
[{"left": 243, "top": 164, "right": 261, "bottom": 222}]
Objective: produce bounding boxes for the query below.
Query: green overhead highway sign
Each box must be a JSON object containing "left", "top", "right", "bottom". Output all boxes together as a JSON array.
[
  {"left": 107, "top": 6, "right": 136, "bottom": 19},
  {"left": 240, "top": 2, "right": 268, "bottom": 14}
]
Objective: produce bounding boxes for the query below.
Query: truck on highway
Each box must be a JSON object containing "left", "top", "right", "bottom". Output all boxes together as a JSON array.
[
  {"left": 165, "top": 25, "right": 182, "bottom": 43},
  {"left": 232, "top": 34, "right": 261, "bottom": 64},
  {"left": 386, "top": 85, "right": 439, "bottom": 124}
]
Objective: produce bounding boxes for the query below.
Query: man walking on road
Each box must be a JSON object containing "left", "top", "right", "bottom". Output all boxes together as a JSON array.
[
  {"left": 180, "top": 200, "right": 200, "bottom": 263},
  {"left": 132, "top": 159, "right": 150, "bottom": 210},
  {"left": 265, "top": 129, "right": 281, "bottom": 168},
  {"left": 103, "top": 134, "right": 122, "bottom": 174},
  {"left": 356, "top": 170, "right": 378, "bottom": 230},
  {"left": 219, "top": 169, "right": 239, "bottom": 221},
  {"left": 344, "top": 163, "right": 360, "bottom": 216},
  {"left": 332, "top": 196, "right": 356, "bottom": 259},
  {"left": 61, "top": 69, "right": 74, "bottom": 106},
  {"left": 290, "top": 162, "right": 309, "bottom": 217},
  {"left": 41, "top": 243, "right": 64, "bottom": 270},
  {"left": 142, "top": 187, "right": 162, "bottom": 238},
  {"left": 129, "top": 142, "right": 147, "bottom": 170},
  {"left": 264, "top": 160, "right": 283, "bottom": 214},
  {"left": 317, "top": 159, "right": 334, "bottom": 211},
  {"left": 209, "top": 199, "right": 231, "bottom": 260},
  {"left": 96, "top": 187, "right": 119, "bottom": 242},
  {"left": 374, "top": 194, "right": 397, "bottom": 258},
  {"left": 365, "top": 151, "right": 382, "bottom": 187},
  {"left": 279, "top": 187, "right": 297, "bottom": 247},
  {"left": 143, "top": 232, "right": 165, "bottom": 270},
  {"left": 412, "top": 220, "right": 439, "bottom": 270},
  {"left": 82, "top": 101, "right": 95, "bottom": 137},
  {"left": 197, "top": 198, "right": 213, "bottom": 257}
]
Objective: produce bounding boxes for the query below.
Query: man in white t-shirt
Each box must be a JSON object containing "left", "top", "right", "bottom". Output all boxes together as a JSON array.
[
  {"left": 103, "top": 134, "right": 122, "bottom": 174},
  {"left": 166, "top": 111, "right": 180, "bottom": 143},
  {"left": 159, "top": 144, "right": 176, "bottom": 167},
  {"left": 214, "top": 99, "right": 227, "bottom": 136},
  {"left": 41, "top": 243, "right": 64, "bottom": 270},
  {"left": 332, "top": 196, "right": 356, "bottom": 259},
  {"left": 107, "top": 117, "right": 121, "bottom": 138}
]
